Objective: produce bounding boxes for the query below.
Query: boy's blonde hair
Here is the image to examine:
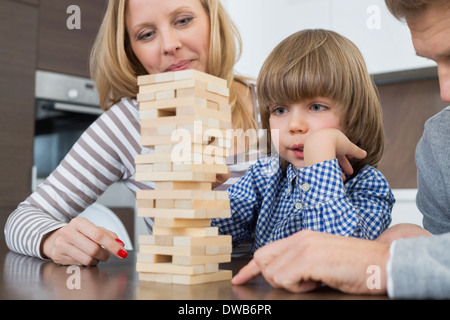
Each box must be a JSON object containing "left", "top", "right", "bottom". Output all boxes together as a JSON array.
[
  {"left": 90, "top": 0, "right": 256, "bottom": 131},
  {"left": 258, "top": 29, "right": 384, "bottom": 174}
]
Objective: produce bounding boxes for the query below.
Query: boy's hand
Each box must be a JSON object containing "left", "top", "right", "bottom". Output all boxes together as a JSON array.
[{"left": 303, "top": 128, "right": 367, "bottom": 177}]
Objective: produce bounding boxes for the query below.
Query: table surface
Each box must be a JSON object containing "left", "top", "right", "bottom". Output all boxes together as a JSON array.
[{"left": 0, "top": 239, "right": 388, "bottom": 300}]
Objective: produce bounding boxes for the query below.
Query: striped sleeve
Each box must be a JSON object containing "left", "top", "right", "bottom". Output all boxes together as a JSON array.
[{"left": 4, "top": 98, "right": 152, "bottom": 259}]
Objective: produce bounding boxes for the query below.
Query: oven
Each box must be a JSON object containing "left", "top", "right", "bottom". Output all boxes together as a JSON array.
[{"left": 32, "top": 70, "right": 102, "bottom": 188}]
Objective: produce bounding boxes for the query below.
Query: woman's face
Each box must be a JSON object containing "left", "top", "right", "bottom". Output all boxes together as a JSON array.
[{"left": 126, "top": 0, "right": 211, "bottom": 74}]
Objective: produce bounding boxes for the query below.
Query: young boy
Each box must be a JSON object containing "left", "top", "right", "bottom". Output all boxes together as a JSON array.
[{"left": 212, "top": 29, "right": 395, "bottom": 253}]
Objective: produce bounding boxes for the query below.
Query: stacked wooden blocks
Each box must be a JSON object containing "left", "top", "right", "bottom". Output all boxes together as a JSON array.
[{"left": 135, "top": 70, "right": 233, "bottom": 285}]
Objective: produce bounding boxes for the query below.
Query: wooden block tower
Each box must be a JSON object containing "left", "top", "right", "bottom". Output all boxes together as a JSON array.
[{"left": 135, "top": 70, "right": 233, "bottom": 285}]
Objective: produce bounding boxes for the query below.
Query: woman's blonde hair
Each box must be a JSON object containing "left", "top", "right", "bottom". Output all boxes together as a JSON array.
[
  {"left": 90, "top": 0, "right": 256, "bottom": 131},
  {"left": 258, "top": 29, "right": 384, "bottom": 174}
]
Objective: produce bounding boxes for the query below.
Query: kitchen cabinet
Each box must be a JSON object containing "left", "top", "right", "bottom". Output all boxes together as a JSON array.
[
  {"left": 37, "top": 0, "right": 108, "bottom": 78},
  {"left": 0, "top": 0, "right": 38, "bottom": 232},
  {"left": 0, "top": 1, "right": 134, "bottom": 241},
  {"left": 377, "top": 78, "right": 445, "bottom": 189}
]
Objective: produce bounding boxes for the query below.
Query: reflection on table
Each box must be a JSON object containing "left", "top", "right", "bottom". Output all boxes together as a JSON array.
[{"left": 0, "top": 240, "right": 388, "bottom": 300}]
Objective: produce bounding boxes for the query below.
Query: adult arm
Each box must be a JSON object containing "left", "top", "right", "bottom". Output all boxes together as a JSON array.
[
  {"left": 415, "top": 107, "right": 450, "bottom": 234},
  {"left": 389, "top": 233, "right": 450, "bottom": 299},
  {"left": 4, "top": 99, "right": 144, "bottom": 264}
]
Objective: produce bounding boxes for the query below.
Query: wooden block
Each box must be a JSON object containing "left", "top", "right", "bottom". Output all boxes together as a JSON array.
[
  {"left": 139, "top": 96, "right": 207, "bottom": 111},
  {"left": 137, "top": 189, "right": 218, "bottom": 200},
  {"left": 137, "top": 72, "right": 175, "bottom": 86},
  {"left": 136, "top": 92, "right": 155, "bottom": 102},
  {"left": 205, "top": 244, "right": 232, "bottom": 255},
  {"left": 140, "top": 114, "right": 202, "bottom": 126},
  {"left": 137, "top": 190, "right": 229, "bottom": 203},
  {"left": 138, "top": 269, "right": 232, "bottom": 285},
  {"left": 139, "top": 234, "right": 174, "bottom": 246},
  {"left": 172, "top": 270, "right": 232, "bottom": 285},
  {"left": 156, "top": 89, "right": 175, "bottom": 100},
  {"left": 136, "top": 171, "right": 216, "bottom": 182},
  {"left": 140, "top": 134, "right": 173, "bottom": 147},
  {"left": 153, "top": 181, "right": 212, "bottom": 191},
  {"left": 155, "top": 199, "right": 175, "bottom": 209},
  {"left": 137, "top": 253, "right": 172, "bottom": 263},
  {"left": 172, "top": 69, "right": 227, "bottom": 88},
  {"left": 137, "top": 199, "right": 155, "bottom": 208},
  {"left": 173, "top": 235, "right": 232, "bottom": 247},
  {"left": 207, "top": 101, "right": 219, "bottom": 110},
  {"left": 174, "top": 199, "right": 230, "bottom": 210},
  {"left": 174, "top": 106, "right": 231, "bottom": 124},
  {"left": 136, "top": 152, "right": 217, "bottom": 166},
  {"left": 206, "top": 82, "right": 230, "bottom": 97},
  {"left": 205, "top": 263, "right": 219, "bottom": 273},
  {"left": 139, "top": 79, "right": 197, "bottom": 94},
  {"left": 136, "top": 262, "right": 206, "bottom": 275},
  {"left": 139, "top": 272, "right": 172, "bottom": 283},
  {"left": 154, "top": 217, "right": 211, "bottom": 228},
  {"left": 172, "top": 163, "right": 229, "bottom": 174},
  {"left": 139, "top": 243, "right": 231, "bottom": 257},
  {"left": 135, "top": 153, "right": 173, "bottom": 164},
  {"left": 205, "top": 209, "right": 231, "bottom": 218},
  {"left": 157, "top": 125, "right": 176, "bottom": 136},
  {"left": 152, "top": 226, "right": 218, "bottom": 237},
  {"left": 154, "top": 162, "right": 173, "bottom": 172},
  {"left": 138, "top": 207, "right": 208, "bottom": 219},
  {"left": 135, "top": 164, "right": 154, "bottom": 173},
  {"left": 139, "top": 244, "right": 206, "bottom": 256},
  {"left": 138, "top": 207, "right": 230, "bottom": 219},
  {"left": 176, "top": 81, "right": 230, "bottom": 104},
  {"left": 139, "top": 109, "right": 158, "bottom": 119},
  {"left": 140, "top": 135, "right": 223, "bottom": 150},
  {"left": 136, "top": 155, "right": 229, "bottom": 170},
  {"left": 154, "top": 144, "right": 174, "bottom": 153},
  {"left": 172, "top": 254, "right": 231, "bottom": 265}
]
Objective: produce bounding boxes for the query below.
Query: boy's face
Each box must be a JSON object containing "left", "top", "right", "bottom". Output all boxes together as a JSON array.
[
  {"left": 269, "top": 97, "right": 343, "bottom": 168},
  {"left": 408, "top": 3, "right": 450, "bottom": 102}
]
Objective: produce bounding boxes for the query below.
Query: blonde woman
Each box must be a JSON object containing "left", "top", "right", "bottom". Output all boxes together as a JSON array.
[
  {"left": 212, "top": 29, "right": 394, "bottom": 252},
  {"left": 5, "top": 0, "right": 260, "bottom": 266}
]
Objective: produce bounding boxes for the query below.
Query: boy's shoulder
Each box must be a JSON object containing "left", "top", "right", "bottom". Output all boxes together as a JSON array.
[{"left": 347, "top": 164, "right": 390, "bottom": 189}]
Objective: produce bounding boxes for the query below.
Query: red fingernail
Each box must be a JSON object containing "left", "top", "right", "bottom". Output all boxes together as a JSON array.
[
  {"left": 115, "top": 238, "right": 125, "bottom": 246},
  {"left": 118, "top": 249, "right": 128, "bottom": 259}
]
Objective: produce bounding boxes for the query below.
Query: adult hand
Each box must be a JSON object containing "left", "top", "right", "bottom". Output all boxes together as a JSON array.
[
  {"left": 376, "top": 223, "right": 431, "bottom": 244},
  {"left": 41, "top": 217, "right": 128, "bottom": 266},
  {"left": 232, "top": 230, "right": 390, "bottom": 295}
]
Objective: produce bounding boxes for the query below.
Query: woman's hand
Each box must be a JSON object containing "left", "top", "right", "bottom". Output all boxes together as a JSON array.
[
  {"left": 41, "top": 217, "right": 128, "bottom": 266},
  {"left": 304, "top": 128, "right": 367, "bottom": 177},
  {"left": 212, "top": 167, "right": 230, "bottom": 189}
]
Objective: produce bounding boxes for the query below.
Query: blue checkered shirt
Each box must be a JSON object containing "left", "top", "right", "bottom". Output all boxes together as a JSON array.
[{"left": 212, "top": 157, "right": 395, "bottom": 253}]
